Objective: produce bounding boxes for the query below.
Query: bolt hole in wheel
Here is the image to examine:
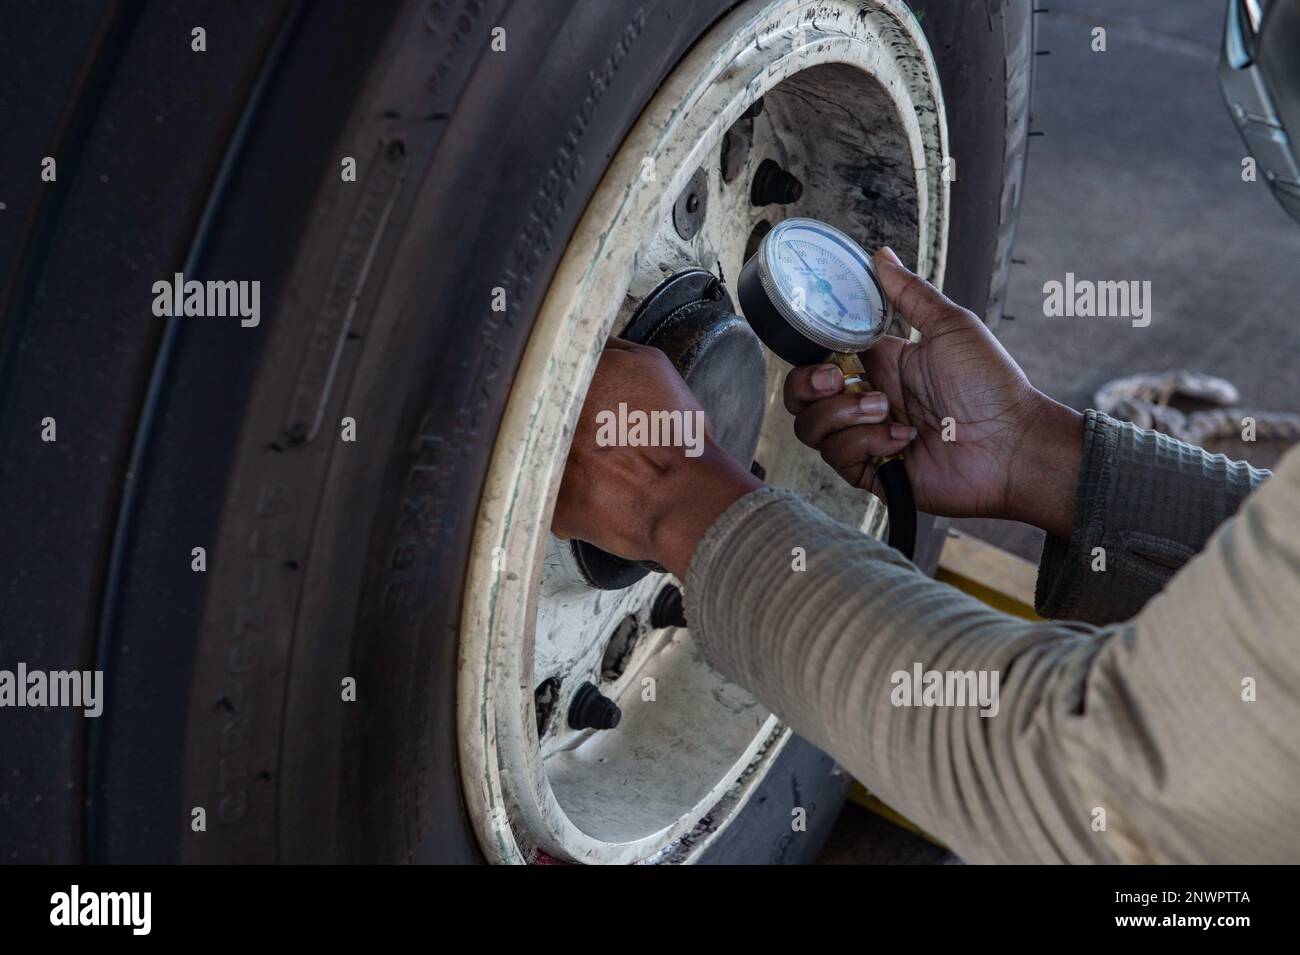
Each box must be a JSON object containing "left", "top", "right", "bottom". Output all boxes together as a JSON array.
[
  {"left": 743, "top": 220, "right": 774, "bottom": 276},
  {"left": 534, "top": 677, "right": 561, "bottom": 737},
  {"left": 460, "top": 0, "right": 948, "bottom": 864},
  {"left": 601, "top": 615, "right": 642, "bottom": 682}
]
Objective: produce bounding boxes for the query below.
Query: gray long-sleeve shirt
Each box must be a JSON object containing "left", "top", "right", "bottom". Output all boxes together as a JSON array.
[{"left": 684, "top": 410, "right": 1299, "bottom": 863}]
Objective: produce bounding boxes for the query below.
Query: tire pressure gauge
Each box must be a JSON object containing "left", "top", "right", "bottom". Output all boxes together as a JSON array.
[
  {"left": 738, "top": 218, "right": 917, "bottom": 560},
  {"left": 738, "top": 218, "right": 892, "bottom": 368}
]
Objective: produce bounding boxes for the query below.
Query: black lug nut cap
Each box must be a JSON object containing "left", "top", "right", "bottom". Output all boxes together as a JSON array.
[{"left": 568, "top": 682, "right": 622, "bottom": 730}]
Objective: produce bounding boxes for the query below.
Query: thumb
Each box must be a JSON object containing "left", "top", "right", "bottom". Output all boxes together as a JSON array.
[{"left": 874, "top": 247, "right": 964, "bottom": 333}]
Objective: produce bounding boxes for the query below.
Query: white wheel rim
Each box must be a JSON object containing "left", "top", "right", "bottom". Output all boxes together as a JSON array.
[{"left": 459, "top": 0, "right": 949, "bottom": 865}]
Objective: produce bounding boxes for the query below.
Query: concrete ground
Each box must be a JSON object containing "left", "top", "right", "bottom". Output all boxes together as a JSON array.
[{"left": 820, "top": 0, "right": 1300, "bottom": 861}]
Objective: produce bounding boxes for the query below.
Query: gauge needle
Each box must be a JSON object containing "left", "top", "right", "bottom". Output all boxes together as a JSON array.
[{"left": 789, "top": 245, "right": 850, "bottom": 317}]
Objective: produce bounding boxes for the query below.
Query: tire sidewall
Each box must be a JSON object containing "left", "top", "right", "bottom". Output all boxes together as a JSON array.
[{"left": 178, "top": 0, "right": 739, "bottom": 864}]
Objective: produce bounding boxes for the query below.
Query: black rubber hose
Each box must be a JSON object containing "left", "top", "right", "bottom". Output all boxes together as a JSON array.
[{"left": 877, "top": 458, "right": 917, "bottom": 561}]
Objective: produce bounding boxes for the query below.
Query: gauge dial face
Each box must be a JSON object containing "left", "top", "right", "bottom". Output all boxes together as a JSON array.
[{"left": 759, "top": 218, "right": 889, "bottom": 352}]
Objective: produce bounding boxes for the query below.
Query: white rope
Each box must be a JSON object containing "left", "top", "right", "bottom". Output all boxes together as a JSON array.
[{"left": 1093, "top": 370, "right": 1300, "bottom": 447}]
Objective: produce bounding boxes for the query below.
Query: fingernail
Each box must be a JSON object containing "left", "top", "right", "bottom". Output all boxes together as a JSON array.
[
  {"left": 890, "top": 424, "right": 917, "bottom": 441},
  {"left": 857, "top": 393, "right": 887, "bottom": 417},
  {"left": 878, "top": 247, "right": 902, "bottom": 266},
  {"left": 812, "top": 364, "right": 840, "bottom": 393}
]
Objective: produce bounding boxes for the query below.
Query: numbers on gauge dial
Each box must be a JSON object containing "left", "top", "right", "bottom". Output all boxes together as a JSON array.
[{"left": 773, "top": 235, "right": 873, "bottom": 325}]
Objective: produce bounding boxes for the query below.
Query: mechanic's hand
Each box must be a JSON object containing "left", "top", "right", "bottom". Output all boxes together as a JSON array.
[
  {"left": 554, "top": 338, "right": 762, "bottom": 577},
  {"left": 784, "top": 248, "right": 1084, "bottom": 538}
]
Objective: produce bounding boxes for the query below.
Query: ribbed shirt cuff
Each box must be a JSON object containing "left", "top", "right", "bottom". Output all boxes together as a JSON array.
[
  {"left": 1035, "top": 409, "right": 1268, "bottom": 623},
  {"left": 1035, "top": 410, "right": 1117, "bottom": 620}
]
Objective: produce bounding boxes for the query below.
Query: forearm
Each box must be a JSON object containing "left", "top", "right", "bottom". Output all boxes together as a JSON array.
[
  {"left": 682, "top": 487, "right": 1111, "bottom": 863},
  {"left": 1003, "top": 395, "right": 1085, "bottom": 540},
  {"left": 648, "top": 444, "right": 761, "bottom": 579},
  {"left": 682, "top": 464, "right": 1300, "bottom": 863}
]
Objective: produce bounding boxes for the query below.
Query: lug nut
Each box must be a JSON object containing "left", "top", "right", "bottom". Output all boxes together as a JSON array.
[
  {"left": 650, "top": 585, "right": 688, "bottom": 629},
  {"left": 751, "top": 158, "right": 803, "bottom": 207},
  {"left": 568, "top": 682, "right": 622, "bottom": 730},
  {"left": 674, "top": 166, "right": 709, "bottom": 240}
]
